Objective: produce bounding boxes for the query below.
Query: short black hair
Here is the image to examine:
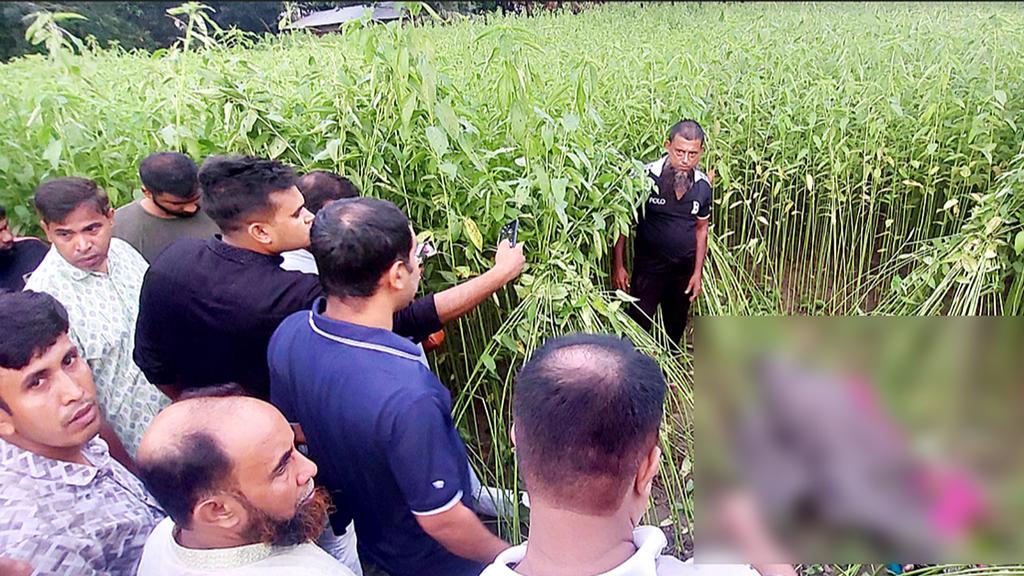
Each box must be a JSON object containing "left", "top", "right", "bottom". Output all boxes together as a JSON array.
[
  {"left": 140, "top": 152, "right": 199, "bottom": 199},
  {"left": 137, "top": 432, "right": 233, "bottom": 528},
  {"left": 33, "top": 177, "right": 111, "bottom": 224},
  {"left": 513, "top": 333, "right": 667, "bottom": 514},
  {"left": 0, "top": 291, "right": 70, "bottom": 412},
  {"left": 177, "top": 383, "right": 250, "bottom": 401},
  {"left": 296, "top": 171, "right": 360, "bottom": 214},
  {"left": 310, "top": 197, "right": 414, "bottom": 299},
  {"left": 0, "top": 205, "right": 6, "bottom": 220},
  {"left": 197, "top": 155, "right": 297, "bottom": 233},
  {"left": 668, "top": 119, "right": 705, "bottom": 145}
]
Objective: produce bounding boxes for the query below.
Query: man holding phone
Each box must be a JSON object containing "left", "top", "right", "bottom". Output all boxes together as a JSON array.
[{"left": 612, "top": 120, "right": 712, "bottom": 346}]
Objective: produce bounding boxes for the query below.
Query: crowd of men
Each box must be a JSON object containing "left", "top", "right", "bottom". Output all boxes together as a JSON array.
[{"left": 0, "top": 120, "right": 796, "bottom": 575}]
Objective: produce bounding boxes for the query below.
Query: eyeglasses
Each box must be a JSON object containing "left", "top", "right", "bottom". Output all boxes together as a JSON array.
[{"left": 414, "top": 240, "right": 437, "bottom": 266}]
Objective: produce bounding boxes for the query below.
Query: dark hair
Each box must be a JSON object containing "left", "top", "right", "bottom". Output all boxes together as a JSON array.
[
  {"left": 33, "top": 177, "right": 111, "bottom": 224},
  {"left": 668, "top": 119, "right": 705, "bottom": 145},
  {"left": 0, "top": 291, "right": 70, "bottom": 412},
  {"left": 310, "top": 197, "right": 414, "bottom": 299},
  {"left": 0, "top": 291, "right": 70, "bottom": 371},
  {"left": 140, "top": 152, "right": 199, "bottom": 199},
  {"left": 177, "top": 383, "right": 250, "bottom": 401},
  {"left": 0, "top": 205, "right": 6, "bottom": 220},
  {"left": 197, "top": 155, "right": 297, "bottom": 233},
  {"left": 512, "top": 333, "right": 667, "bottom": 514},
  {"left": 137, "top": 431, "right": 234, "bottom": 528},
  {"left": 297, "top": 171, "right": 360, "bottom": 214}
]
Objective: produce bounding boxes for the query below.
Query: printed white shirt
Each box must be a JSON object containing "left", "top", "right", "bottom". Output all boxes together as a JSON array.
[
  {"left": 24, "top": 239, "right": 171, "bottom": 456},
  {"left": 0, "top": 437, "right": 165, "bottom": 575}
]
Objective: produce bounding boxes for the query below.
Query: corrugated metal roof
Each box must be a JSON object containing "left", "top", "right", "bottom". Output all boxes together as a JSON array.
[{"left": 288, "top": 3, "right": 405, "bottom": 29}]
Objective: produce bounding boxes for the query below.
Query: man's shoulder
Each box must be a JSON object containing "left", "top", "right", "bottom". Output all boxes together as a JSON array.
[
  {"left": 109, "top": 237, "right": 148, "bottom": 266},
  {"left": 13, "top": 236, "right": 47, "bottom": 251},
  {"left": 271, "top": 309, "right": 314, "bottom": 343},
  {"left": 263, "top": 542, "right": 357, "bottom": 575},
  {"left": 147, "top": 237, "right": 208, "bottom": 271},
  {"left": 114, "top": 199, "right": 144, "bottom": 217},
  {"left": 22, "top": 249, "right": 64, "bottom": 291}
]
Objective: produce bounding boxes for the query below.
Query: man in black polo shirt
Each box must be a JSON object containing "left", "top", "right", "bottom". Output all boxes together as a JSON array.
[
  {"left": 612, "top": 119, "right": 712, "bottom": 345},
  {"left": 0, "top": 205, "right": 48, "bottom": 292},
  {"left": 134, "top": 155, "right": 524, "bottom": 400}
]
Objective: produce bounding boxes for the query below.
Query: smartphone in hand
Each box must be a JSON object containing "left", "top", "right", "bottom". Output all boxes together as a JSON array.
[{"left": 499, "top": 218, "right": 519, "bottom": 247}]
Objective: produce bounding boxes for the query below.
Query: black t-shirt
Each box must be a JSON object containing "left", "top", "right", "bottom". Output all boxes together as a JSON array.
[
  {"left": 0, "top": 238, "right": 49, "bottom": 292},
  {"left": 634, "top": 157, "right": 712, "bottom": 273}
]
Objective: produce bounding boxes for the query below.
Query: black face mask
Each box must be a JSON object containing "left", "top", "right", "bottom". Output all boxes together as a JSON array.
[{"left": 151, "top": 195, "right": 200, "bottom": 219}]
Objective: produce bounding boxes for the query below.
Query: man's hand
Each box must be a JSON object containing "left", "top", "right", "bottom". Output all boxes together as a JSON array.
[
  {"left": 433, "top": 239, "right": 525, "bottom": 324},
  {"left": 493, "top": 239, "right": 525, "bottom": 284},
  {"left": 686, "top": 272, "right": 702, "bottom": 302},
  {"left": 612, "top": 265, "right": 630, "bottom": 292}
]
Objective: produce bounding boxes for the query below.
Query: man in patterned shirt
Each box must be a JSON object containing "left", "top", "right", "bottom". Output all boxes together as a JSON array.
[
  {"left": 0, "top": 290, "right": 166, "bottom": 575},
  {"left": 25, "top": 176, "right": 169, "bottom": 458}
]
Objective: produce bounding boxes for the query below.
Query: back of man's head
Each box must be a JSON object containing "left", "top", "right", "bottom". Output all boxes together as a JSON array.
[
  {"left": 310, "top": 197, "right": 413, "bottom": 300},
  {"left": 513, "top": 333, "right": 667, "bottom": 515},
  {"left": 140, "top": 152, "right": 199, "bottom": 198},
  {"left": 197, "top": 155, "right": 296, "bottom": 233},
  {"left": 33, "top": 177, "right": 110, "bottom": 224},
  {"left": 296, "top": 170, "right": 360, "bottom": 214}
]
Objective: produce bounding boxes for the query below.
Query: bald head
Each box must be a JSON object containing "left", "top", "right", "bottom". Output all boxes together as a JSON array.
[
  {"left": 137, "top": 396, "right": 288, "bottom": 527},
  {"left": 512, "top": 333, "right": 667, "bottom": 514}
]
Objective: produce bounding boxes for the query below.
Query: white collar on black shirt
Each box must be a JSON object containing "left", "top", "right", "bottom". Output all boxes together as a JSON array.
[{"left": 646, "top": 156, "right": 709, "bottom": 184}]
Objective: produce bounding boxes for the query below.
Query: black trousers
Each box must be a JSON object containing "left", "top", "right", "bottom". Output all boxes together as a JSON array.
[{"left": 627, "top": 257, "right": 696, "bottom": 345}]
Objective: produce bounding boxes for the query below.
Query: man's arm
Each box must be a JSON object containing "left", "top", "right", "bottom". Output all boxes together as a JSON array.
[
  {"left": 612, "top": 234, "right": 629, "bottom": 291},
  {"left": 686, "top": 218, "right": 709, "bottom": 302},
  {"left": 433, "top": 240, "right": 524, "bottom": 324},
  {"left": 415, "top": 502, "right": 510, "bottom": 564}
]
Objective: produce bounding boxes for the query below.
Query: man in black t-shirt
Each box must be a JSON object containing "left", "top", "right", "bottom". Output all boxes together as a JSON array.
[
  {"left": 0, "top": 206, "right": 49, "bottom": 292},
  {"left": 612, "top": 120, "right": 712, "bottom": 345}
]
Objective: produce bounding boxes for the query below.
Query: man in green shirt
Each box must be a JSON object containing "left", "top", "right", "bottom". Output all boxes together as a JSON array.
[{"left": 113, "top": 152, "right": 220, "bottom": 263}]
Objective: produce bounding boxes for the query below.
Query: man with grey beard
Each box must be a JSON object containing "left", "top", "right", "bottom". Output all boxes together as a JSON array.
[
  {"left": 135, "top": 394, "right": 355, "bottom": 576},
  {"left": 612, "top": 120, "right": 713, "bottom": 345}
]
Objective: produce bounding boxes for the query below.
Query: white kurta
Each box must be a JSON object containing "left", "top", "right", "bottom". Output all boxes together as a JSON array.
[{"left": 137, "top": 518, "right": 356, "bottom": 576}]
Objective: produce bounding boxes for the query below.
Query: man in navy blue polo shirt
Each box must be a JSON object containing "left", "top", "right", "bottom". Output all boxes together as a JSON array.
[
  {"left": 268, "top": 198, "right": 515, "bottom": 576},
  {"left": 612, "top": 119, "right": 713, "bottom": 346}
]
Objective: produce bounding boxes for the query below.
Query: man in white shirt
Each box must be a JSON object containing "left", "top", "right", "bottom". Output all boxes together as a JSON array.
[
  {"left": 25, "top": 176, "right": 169, "bottom": 457},
  {"left": 482, "top": 333, "right": 796, "bottom": 576},
  {"left": 135, "top": 394, "right": 355, "bottom": 576}
]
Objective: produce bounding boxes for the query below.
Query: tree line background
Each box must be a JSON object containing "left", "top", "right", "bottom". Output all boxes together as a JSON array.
[{"left": 1, "top": 1, "right": 593, "bottom": 61}]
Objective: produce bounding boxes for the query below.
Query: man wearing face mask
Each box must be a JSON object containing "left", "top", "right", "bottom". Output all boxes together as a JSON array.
[
  {"left": 135, "top": 394, "right": 354, "bottom": 575},
  {"left": 113, "top": 152, "right": 221, "bottom": 263},
  {"left": 612, "top": 120, "right": 713, "bottom": 346},
  {"left": 25, "top": 177, "right": 169, "bottom": 458}
]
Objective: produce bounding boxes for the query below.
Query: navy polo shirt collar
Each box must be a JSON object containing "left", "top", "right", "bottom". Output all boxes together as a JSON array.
[
  {"left": 309, "top": 297, "right": 424, "bottom": 361},
  {"left": 207, "top": 235, "right": 283, "bottom": 266}
]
